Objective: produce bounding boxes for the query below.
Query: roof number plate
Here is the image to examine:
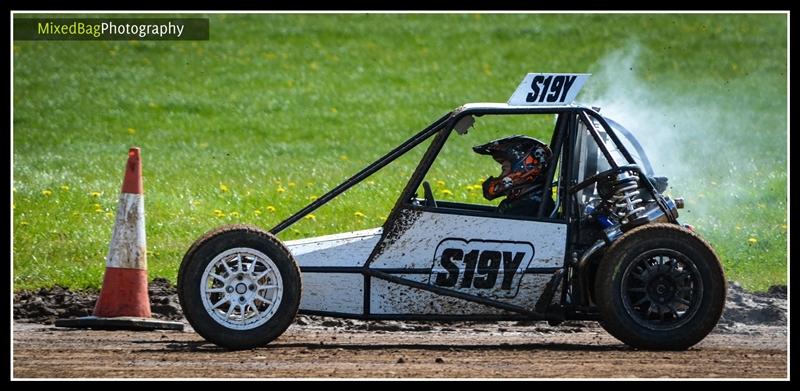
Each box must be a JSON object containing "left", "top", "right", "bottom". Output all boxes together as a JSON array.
[{"left": 508, "top": 73, "right": 591, "bottom": 106}]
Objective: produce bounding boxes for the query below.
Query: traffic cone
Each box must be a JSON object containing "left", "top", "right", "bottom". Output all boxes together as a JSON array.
[{"left": 55, "top": 147, "right": 183, "bottom": 331}]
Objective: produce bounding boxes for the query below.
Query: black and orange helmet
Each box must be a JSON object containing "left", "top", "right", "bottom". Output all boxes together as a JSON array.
[{"left": 473, "top": 135, "right": 552, "bottom": 201}]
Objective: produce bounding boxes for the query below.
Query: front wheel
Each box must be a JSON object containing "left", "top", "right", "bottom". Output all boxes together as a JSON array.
[
  {"left": 178, "top": 225, "right": 301, "bottom": 349},
  {"left": 594, "top": 223, "right": 726, "bottom": 350}
]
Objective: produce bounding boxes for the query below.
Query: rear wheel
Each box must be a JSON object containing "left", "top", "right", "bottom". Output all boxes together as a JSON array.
[
  {"left": 594, "top": 223, "right": 726, "bottom": 350},
  {"left": 178, "top": 225, "right": 301, "bottom": 349}
]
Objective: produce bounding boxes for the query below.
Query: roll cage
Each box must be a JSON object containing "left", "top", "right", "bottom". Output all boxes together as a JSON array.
[{"left": 268, "top": 103, "right": 676, "bottom": 321}]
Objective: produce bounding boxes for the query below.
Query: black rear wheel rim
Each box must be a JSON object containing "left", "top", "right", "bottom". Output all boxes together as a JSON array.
[{"left": 620, "top": 248, "right": 704, "bottom": 331}]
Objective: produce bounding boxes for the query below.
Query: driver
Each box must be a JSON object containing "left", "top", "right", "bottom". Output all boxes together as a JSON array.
[{"left": 473, "top": 135, "right": 553, "bottom": 216}]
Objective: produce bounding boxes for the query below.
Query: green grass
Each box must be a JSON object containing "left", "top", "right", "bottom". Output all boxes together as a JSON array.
[{"left": 13, "top": 13, "right": 787, "bottom": 292}]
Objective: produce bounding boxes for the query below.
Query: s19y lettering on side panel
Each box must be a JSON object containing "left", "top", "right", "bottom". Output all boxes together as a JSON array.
[{"left": 428, "top": 238, "right": 534, "bottom": 298}]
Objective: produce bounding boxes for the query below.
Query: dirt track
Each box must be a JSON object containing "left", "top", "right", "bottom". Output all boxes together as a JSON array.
[
  {"left": 13, "top": 321, "right": 786, "bottom": 379},
  {"left": 12, "top": 280, "right": 788, "bottom": 379}
]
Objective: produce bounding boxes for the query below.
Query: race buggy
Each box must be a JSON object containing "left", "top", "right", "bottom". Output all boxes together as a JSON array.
[{"left": 178, "top": 73, "right": 726, "bottom": 350}]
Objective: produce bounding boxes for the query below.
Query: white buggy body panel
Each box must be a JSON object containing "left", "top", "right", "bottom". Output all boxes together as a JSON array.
[
  {"left": 288, "top": 209, "right": 567, "bottom": 316},
  {"left": 286, "top": 228, "right": 381, "bottom": 314}
]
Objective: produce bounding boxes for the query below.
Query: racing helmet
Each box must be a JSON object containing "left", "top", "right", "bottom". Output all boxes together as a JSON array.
[{"left": 473, "top": 135, "right": 552, "bottom": 201}]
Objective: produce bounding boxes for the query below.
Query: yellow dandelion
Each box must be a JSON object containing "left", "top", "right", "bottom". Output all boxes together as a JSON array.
[
  {"left": 254, "top": 210, "right": 262, "bottom": 216},
  {"left": 127, "top": 128, "right": 136, "bottom": 134},
  {"left": 219, "top": 183, "right": 229, "bottom": 193},
  {"left": 90, "top": 191, "right": 102, "bottom": 198},
  {"left": 213, "top": 209, "right": 225, "bottom": 218},
  {"left": 465, "top": 185, "right": 476, "bottom": 191},
  {"left": 340, "top": 155, "right": 349, "bottom": 161},
  {"left": 288, "top": 182, "right": 296, "bottom": 187},
  {"left": 41, "top": 189, "right": 52, "bottom": 197},
  {"left": 266, "top": 205, "right": 276, "bottom": 213},
  {"left": 277, "top": 186, "right": 286, "bottom": 193},
  {"left": 60, "top": 185, "right": 70, "bottom": 192},
  {"left": 305, "top": 214, "right": 316, "bottom": 221},
  {"left": 436, "top": 180, "right": 445, "bottom": 187},
  {"left": 354, "top": 211, "right": 367, "bottom": 218},
  {"left": 440, "top": 189, "right": 454, "bottom": 196},
  {"left": 20, "top": 221, "right": 29, "bottom": 226},
  {"left": 93, "top": 203, "right": 101, "bottom": 209},
  {"left": 309, "top": 195, "right": 318, "bottom": 201},
  {"left": 747, "top": 237, "right": 758, "bottom": 245},
  {"left": 230, "top": 211, "right": 240, "bottom": 218}
]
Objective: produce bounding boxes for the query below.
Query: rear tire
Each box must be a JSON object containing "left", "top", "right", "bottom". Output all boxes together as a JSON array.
[
  {"left": 594, "top": 223, "right": 726, "bottom": 350},
  {"left": 178, "top": 225, "right": 301, "bottom": 349}
]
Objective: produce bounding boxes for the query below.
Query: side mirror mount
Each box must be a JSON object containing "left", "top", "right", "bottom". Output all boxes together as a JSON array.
[{"left": 453, "top": 115, "right": 474, "bottom": 135}]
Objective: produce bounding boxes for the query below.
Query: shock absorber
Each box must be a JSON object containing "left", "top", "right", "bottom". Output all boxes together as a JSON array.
[{"left": 604, "top": 170, "right": 646, "bottom": 228}]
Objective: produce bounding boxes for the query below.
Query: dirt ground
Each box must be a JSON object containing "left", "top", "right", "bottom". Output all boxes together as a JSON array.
[
  {"left": 12, "top": 279, "right": 788, "bottom": 379},
  {"left": 12, "top": 321, "right": 787, "bottom": 379}
]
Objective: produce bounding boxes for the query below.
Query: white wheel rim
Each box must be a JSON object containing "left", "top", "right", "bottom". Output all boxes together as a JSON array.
[{"left": 200, "top": 247, "right": 284, "bottom": 330}]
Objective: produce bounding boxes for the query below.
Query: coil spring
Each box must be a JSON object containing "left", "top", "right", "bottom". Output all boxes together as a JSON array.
[{"left": 606, "top": 171, "right": 645, "bottom": 222}]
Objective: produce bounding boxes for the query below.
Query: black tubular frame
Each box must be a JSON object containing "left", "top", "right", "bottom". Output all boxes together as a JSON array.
[
  {"left": 603, "top": 116, "right": 655, "bottom": 176},
  {"left": 269, "top": 103, "right": 671, "bottom": 321},
  {"left": 269, "top": 112, "right": 452, "bottom": 235},
  {"left": 536, "top": 112, "right": 568, "bottom": 218},
  {"left": 578, "top": 111, "right": 619, "bottom": 170},
  {"left": 584, "top": 109, "right": 637, "bottom": 165}
]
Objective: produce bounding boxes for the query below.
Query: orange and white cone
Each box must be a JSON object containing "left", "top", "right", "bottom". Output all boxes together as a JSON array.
[
  {"left": 93, "top": 147, "right": 150, "bottom": 318},
  {"left": 55, "top": 147, "right": 182, "bottom": 331}
]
